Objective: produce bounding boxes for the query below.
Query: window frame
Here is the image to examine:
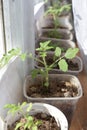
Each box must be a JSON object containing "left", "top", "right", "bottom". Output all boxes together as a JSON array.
[{"left": 0, "top": 0, "right": 5, "bottom": 57}]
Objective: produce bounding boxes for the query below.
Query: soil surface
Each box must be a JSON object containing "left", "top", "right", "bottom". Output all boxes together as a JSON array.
[
  {"left": 27, "top": 79, "right": 78, "bottom": 98},
  {"left": 42, "top": 23, "right": 68, "bottom": 30},
  {"left": 7, "top": 113, "right": 60, "bottom": 130}
]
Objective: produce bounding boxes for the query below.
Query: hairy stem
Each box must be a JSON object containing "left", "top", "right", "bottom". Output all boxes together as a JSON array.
[
  {"left": 43, "top": 56, "right": 49, "bottom": 88},
  {"left": 49, "top": 54, "right": 65, "bottom": 68}
]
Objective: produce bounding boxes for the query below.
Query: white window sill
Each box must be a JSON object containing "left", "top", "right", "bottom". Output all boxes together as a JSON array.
[{"left": 0, "top": 57, "right": 17, "bottom": 80}]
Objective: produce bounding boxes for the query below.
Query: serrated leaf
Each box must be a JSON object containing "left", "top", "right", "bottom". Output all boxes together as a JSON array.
[
  {"left": 27, "top": 103, "right": 32, "bottom": 112},
  {"left": 9, "top": 48, "right": 21, "bottom": 56},
  {"left": 21, "top": 102, "right": 27, "bottom": 108},
  {"left": 27, "top": 116, "right": 33, "bottom": 122},
  {"left": 24, "top": 123, "right": 28, "bottom": 129},
  {"left": 65, "top": 48, "right": 79, "bottom": 59},
  {"left": 58, "top": 59, "right": 68, "bottom": 72},
  {"left": 40, "top": 41, "right": 50, "bottom": 47},
  {"left": 36, "top": 47, "right": 42, "bottom": 51},
  {"left": 31, "top": 69, "right": 40, "bottom": 78},
  {"left": 45, "top": 46, "right": 53, "bottom": 51},
  {"left": 15, "top": 122, "right": 23, "bottom": 130},
  {"left": 54, "top": 47, "right": 61, "bottom": 57},
  {"left": 35, "top": 120, "right": 42, "bottom": 125},
  {"left": 36, "top": 41, "right": 51, "bottom": 52},
  {"left": 32, "top": 126, "right": 38, "bottom": 130}
]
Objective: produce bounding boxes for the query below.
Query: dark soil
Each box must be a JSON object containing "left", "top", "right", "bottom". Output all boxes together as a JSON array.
[
  {"left": 37, "top": 55, "right": 79, "bottom": 71},
  {"left": 26, "top": 74, "right": 79, "bottom": 125},
  {"left": 42, "top": 29, "right": 71, "bottom": 40},
  {"left": 42, "top": 30, "right": 63, "bottom": 39},
  {"left": 42, "top": 22, "right": 68, "bottom": 30},
  {"left": 27, "top": 79, "right": 78, "bottom": 98},
  {"left": 7, "top": 113, "right": 60, "bottom": 130}
]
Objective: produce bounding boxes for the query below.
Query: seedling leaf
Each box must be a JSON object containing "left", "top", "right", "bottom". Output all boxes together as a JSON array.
[
  {"left": 27, "top": 103, "right": 32, "bottom": 112},
  {"left": 65, "top": 48, "right": 79, "bottom": 59},
  {"left": 58, "top": 59, "right": 68, "bottom": 72},
  {"left": 55, "top": 47, "right": 61, "bottom": 57},
  {"left": 15, "top": 122, "right": 23, "bottom": 130}
]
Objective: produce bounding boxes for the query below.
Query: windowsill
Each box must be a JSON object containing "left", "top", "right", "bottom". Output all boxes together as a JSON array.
[
  {"left": 0, "top": 57, "right": 17, "bottom": 80},
  {"left": 34, "top": 2, "right": 45, "bottom": 20}
]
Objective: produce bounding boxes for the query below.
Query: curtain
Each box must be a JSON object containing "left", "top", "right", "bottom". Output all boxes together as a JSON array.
[{"left": 72, "top": 0, "right": 87, "bottom": 50}]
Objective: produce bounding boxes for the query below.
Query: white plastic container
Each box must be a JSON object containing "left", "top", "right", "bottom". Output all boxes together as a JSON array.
[
  {"left": 41, "top": 28, "right": 73, "bottom": 40},
  {"left": 35, "top": 37, "right": 76, "bottom": 50},
  {"left": 23, "top": 74, "right": 83, "bottom": 125},
  {"left": 35, "top": 54, "right": 83, "bottom": 75},
  {"left": 4, "top": 103, "right": 68, "bottom": 130},
  {"left": 41, "top": 14, "right": 73, "bottom": 30}
]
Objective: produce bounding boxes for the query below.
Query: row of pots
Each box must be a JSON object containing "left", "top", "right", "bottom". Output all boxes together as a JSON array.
[
  {"left": 2, "top": 1, "right": 83, "bottom": 130},
  {"left": 32, "top": 1, "right": 83, "bottom": 129}
]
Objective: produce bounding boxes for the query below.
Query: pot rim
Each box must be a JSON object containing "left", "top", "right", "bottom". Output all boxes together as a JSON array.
[
  {"left": 4, "top": 103, "right": 68, "bottom": 130},
  {"left": 23, "top": 74, "right": 83, "bottom": 100}
]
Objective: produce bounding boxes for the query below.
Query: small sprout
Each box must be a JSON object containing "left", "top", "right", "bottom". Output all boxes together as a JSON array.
[
  {"left": 4, "top": 102, "right": 42, "bottom": 130},
  {"left": 45, "top": 3, "right": 71, "bottom": 29},
  {"left": 0, "top": 48, "right": 27, "bottom": 68}
]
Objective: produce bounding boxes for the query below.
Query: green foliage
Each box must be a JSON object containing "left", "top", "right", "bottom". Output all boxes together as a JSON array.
[
  {"left": 30, "top": 41, "right": 79, "bottom": 88},
  {"left": 45, "top": 3, "right": 71, "bottom": 28},
  {"left": 55, "top": 47, "right": 61, "bottom": 57},
  {"left": 58, "top": 59, "right": 68, "bottom": 72},
  {"left": 65, "top": 48, "right": 79, "bottom": 59},
  {"left": 4, "top": 102, "right": 42, "bottom": 130},
  {"left": 36, "top": 41, "right": 53, "bottom": 52},
  {"left": 0, "top": 48, "right": 27, "bottom": 68}
]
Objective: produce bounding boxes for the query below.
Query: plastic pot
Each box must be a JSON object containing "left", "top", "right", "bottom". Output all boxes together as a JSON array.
[
  {"left": 35, "top": 53, "right": 83, "bottom": 75},
  {"left": 35, "top": 37, "right": 76, "bottom": 50},
  {"left": 4, "top": 103, "right": 68, "bottom": 130},
  {"left": 41, "top": 13, "right": 73, "bottom": 30},
  {"left": 23, "top": 74, "right": 83, "bottom": 126},
  {"left": 40, "top": 28, "right": 73, "bottom": 40}
]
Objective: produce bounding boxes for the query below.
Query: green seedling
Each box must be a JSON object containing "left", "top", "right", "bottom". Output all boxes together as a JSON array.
[
  {"left": 4, "top": 102, "right": 42, "bottom": 130},
  {"left": 45, "top": 3, "right": 71, "bottom": 29},
  {"left": 0, "top": 48, "right": 27, "bottom": 68},
  {"left": 30, "top": 40, "right": 79, "bottom": 88}
]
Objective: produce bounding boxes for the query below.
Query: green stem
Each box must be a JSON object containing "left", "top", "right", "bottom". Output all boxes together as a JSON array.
[
  {"left": 29, "top": 54, "right": 44, "bottom": 65},
  {"left": 20, "top": 108, "right": 27, "bottom": 119},
  {"left": 53, "top": 14, "right": 58, "bottom": 30},
  {"left": 49, "top": 54, "right": 65, "bottom": 68},
  {"left": 43, "top": 56, "right": 49, "bottom": 88},
  {"left": 34, "top": 57, "right": 44, "bottom": 65}
]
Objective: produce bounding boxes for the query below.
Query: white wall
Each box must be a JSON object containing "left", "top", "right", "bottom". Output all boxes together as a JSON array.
[
  {"left": 0, "top": 0, "right": 35, "bottom": 117},
  {"left": 72, "top": 0, "right": 87, "bottom": 72}
]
